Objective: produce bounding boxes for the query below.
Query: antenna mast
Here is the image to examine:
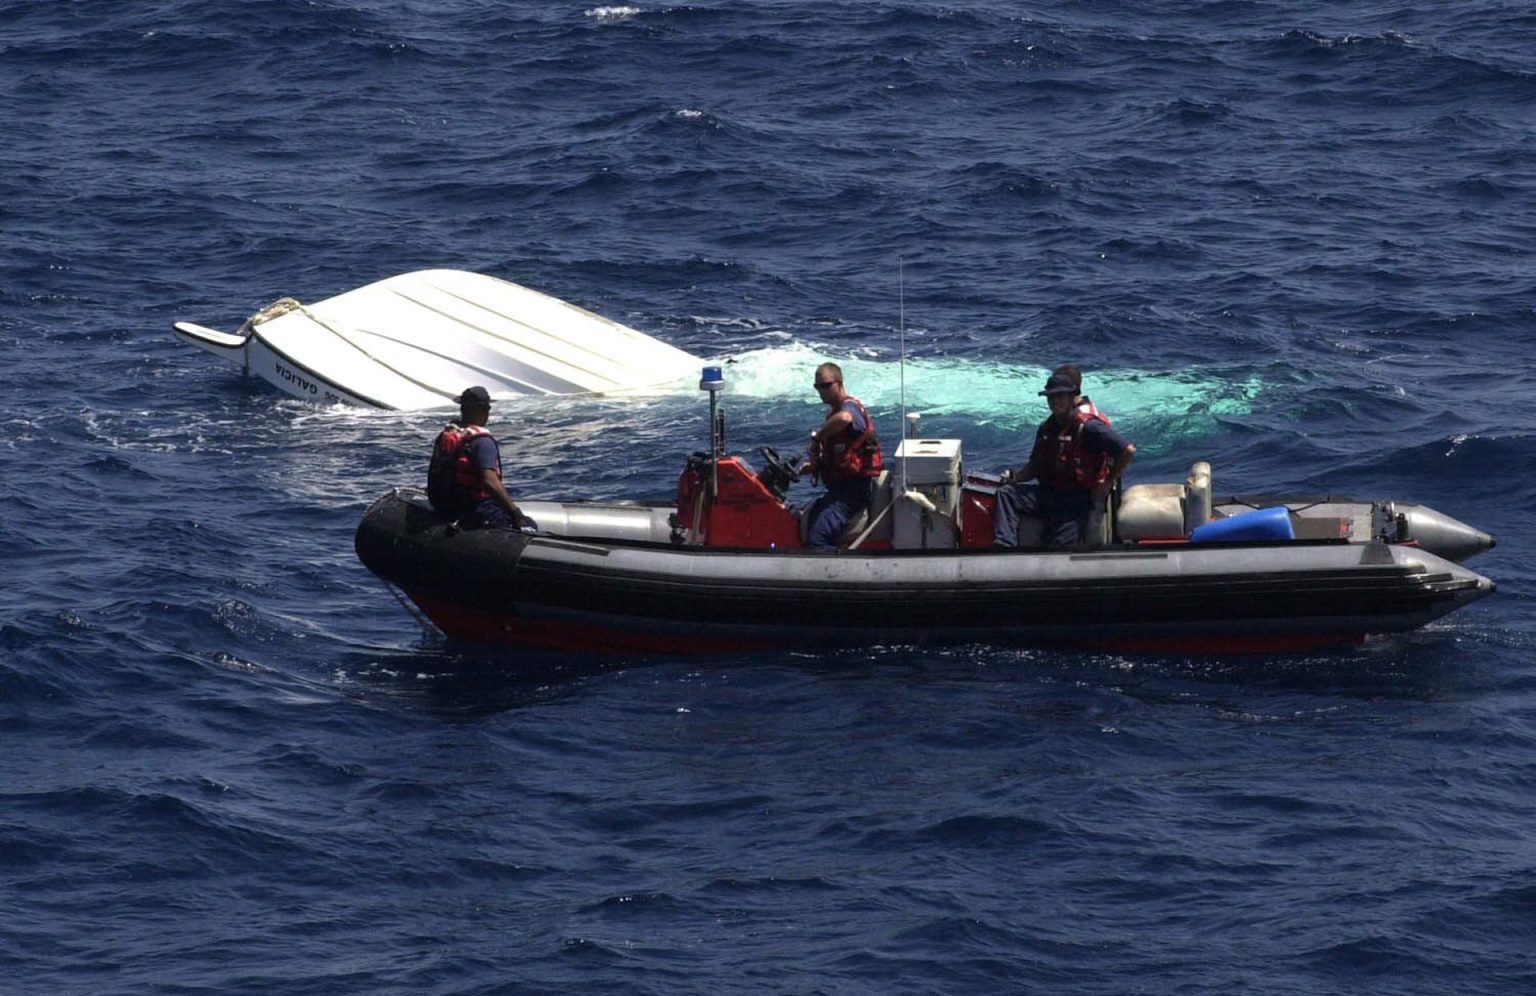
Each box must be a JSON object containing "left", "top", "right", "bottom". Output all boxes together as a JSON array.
[{"left": 898, "top": 260, "right": 909, "bottom": 496}]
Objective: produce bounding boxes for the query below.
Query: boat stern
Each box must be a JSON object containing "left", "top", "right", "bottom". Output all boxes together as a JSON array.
[{"left": 1388, "top": 502, "right": 1497, "bottom": 563}]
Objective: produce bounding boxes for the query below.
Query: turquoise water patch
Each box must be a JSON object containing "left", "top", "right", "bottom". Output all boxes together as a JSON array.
[
  {"left": 716, "top": 343, "right": 1263, "bottom": 442},
  {"left": 305, "top": 342, "right": 1262, "bottom": 477}
]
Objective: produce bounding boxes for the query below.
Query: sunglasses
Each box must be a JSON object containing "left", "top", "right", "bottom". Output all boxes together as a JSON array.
[{"left": 813, "top": 380, "right": 837, "bottom": 389}]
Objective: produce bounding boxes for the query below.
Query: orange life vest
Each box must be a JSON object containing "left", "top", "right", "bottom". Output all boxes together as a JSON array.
[
  {"left": 1034, "top": 408, "right": 1110, "bottom": 493},
  {"left": 427, "top": 422, "right": 497, "bottom": 516},
  {"left": 814, "top": 397, "right": 883, "bottom": 485},
  {"left": 1077, "top": 395, "right": 1110, "bottom": 424}
]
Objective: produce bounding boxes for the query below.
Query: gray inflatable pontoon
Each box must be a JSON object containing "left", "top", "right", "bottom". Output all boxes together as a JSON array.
[{"left": 356, "top": 448, "right": 1495, "bottom": 655}]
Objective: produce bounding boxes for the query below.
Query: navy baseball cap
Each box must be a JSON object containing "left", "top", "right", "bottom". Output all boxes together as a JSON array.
[{"left": 1039, "top": 373, "right": 1077, "bottom": 396}]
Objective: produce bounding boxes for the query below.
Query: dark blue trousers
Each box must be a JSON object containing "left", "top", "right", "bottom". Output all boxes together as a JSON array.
[
  {"left": 993, "top": 483, "right": 1092, "bottom": 548},
  {"left": 805, "top": 480, "right": 873, "bottom": 549},
  {"left": 464, "top": 503, "right": 538, "bottom": 533}
]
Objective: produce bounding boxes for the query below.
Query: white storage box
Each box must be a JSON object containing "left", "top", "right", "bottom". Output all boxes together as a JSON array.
[
  {"left": 894, "top": 438, "right": 962, "bottom": 486},
  {"left": 892, "top": 438, "right": 963, "bottom": 549}
]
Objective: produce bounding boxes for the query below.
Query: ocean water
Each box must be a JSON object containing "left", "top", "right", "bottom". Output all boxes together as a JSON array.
[{"left": 4, "top": 1, "right": 1535, "bottom": 993}]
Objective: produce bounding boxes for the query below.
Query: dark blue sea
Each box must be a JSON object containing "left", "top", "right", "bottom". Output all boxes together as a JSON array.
[{"left": 5, "top": 1, "right": 1535, "bottom": 992}]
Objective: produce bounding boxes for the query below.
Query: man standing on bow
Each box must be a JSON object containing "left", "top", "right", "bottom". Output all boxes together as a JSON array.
[
  {"left": 993, "top": 369, "right": 1135, "bottom": 548},
  {"left": 427, "top": 386, "right": 536, "bottom": 532},
  {"left": 804, "top": 362, "right": 883, "bottom": 549}
]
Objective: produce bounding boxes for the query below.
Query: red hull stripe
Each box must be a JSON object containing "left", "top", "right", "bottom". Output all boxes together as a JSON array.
[
  {"left": 409, "top": 593, "right": 775, "bottom": 655},
  {"left": 408, "top": 594, "right": 1366, "bottom": 657}
]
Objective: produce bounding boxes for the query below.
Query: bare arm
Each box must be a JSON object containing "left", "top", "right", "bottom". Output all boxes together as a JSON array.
[
  {"left": 480, "top": 468, "right": 526, "bottom": 523},
  {"left": 1001, "top": 458, "right": 1035, "bottom": 484},
  {"left": 1092, "top": 443, "right": 1136, "bottom": 500},
  {"left": 812, "top": 408, "right": 854, "bottom": 447}
]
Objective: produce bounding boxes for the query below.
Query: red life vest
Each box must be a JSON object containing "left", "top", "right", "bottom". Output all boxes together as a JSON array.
[
  {"left": 1034, "top": 408, "right": 1110, "bottom": 493},
  {"left": 428, "top": 422, "right": 497, "bottom": 515},
  {"left": 1077, "top": 395, "right": 1110, "bottom": 425},
  {"left": 815, "top": 397, "right": 883, "bottom": 485}
]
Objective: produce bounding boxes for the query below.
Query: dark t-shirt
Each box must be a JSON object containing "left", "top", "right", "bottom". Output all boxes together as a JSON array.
[
  {"left": 840, "top": 398, "right": 868, "bottom": 434},
  {"left": 820, "top": 398, "right": 874, "bottom": 496},
  {"left": 1076, "top": 418, "right": 1131, "bottom": 458},
  {"left": 463, "top": 433, "right": 509, "bottom": 523}
]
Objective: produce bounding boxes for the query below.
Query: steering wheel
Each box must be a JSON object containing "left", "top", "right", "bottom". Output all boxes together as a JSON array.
[{"left": 756, "top": 446, "right": 802, "bottom": 502}]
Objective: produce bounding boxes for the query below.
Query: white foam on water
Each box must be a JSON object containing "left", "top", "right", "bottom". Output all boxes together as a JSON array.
[
  {"left": 288, "top": 342, "right": 1264, "bottom": 463},
  {"left": 585, "top": 6, "right": 641, "bottom": 22},
  {"left": 716, "top": 343, "right": 1262, "bottom": 431}
]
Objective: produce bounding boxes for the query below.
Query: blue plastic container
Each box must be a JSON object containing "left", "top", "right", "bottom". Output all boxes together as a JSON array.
[{"left": 1189, "top": 506, "right": 1294, "bottom": 543}]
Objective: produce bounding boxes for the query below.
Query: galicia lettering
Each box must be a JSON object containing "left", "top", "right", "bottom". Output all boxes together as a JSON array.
[{"left": 273, "top": 362, "right": 319, "bottom": 395}]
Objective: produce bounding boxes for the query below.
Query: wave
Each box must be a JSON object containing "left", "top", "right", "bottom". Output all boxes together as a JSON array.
[
  {"left": 1267, "top": 27, "right": 1536, "bottom": 99},
  {"left": 945, "top": 162, "right": 1061, "bottom": 204},
  {"left": 1369, "top": 433, "right": 1535, "bottom": 496}
]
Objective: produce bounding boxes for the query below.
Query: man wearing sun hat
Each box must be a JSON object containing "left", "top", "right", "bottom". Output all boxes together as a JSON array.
[
  {"left": 993, "top": 369, "right": 1135, "bottom": 548},
  {"left": 426, "top": 386, "right": 535, "bottom": 531}
]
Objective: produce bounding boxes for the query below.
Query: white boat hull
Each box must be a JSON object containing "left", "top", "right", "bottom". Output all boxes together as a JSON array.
[{"left": 174, "top": 269, "right": 702, "bottom": 409}]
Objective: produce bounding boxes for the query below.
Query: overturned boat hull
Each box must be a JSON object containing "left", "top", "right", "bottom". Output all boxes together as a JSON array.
[
  {"left": 355, "top": 491, "right": 1495, "bottom": 656},
  {"left": 174, "top": 269, "right": 701, "bottom": 409}
]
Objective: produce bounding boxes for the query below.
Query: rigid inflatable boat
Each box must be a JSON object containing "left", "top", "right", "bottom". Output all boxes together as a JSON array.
[
  {"left": 173, "top": 269, "right": 700, "bottom": 409},
  {"left": 355, "top": 370, "right": 1496, "bottom": 655}
]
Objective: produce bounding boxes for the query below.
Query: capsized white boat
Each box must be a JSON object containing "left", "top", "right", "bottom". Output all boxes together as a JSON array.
[{"left": 172, "top": 269, "right": 702, "bottom": 409}]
